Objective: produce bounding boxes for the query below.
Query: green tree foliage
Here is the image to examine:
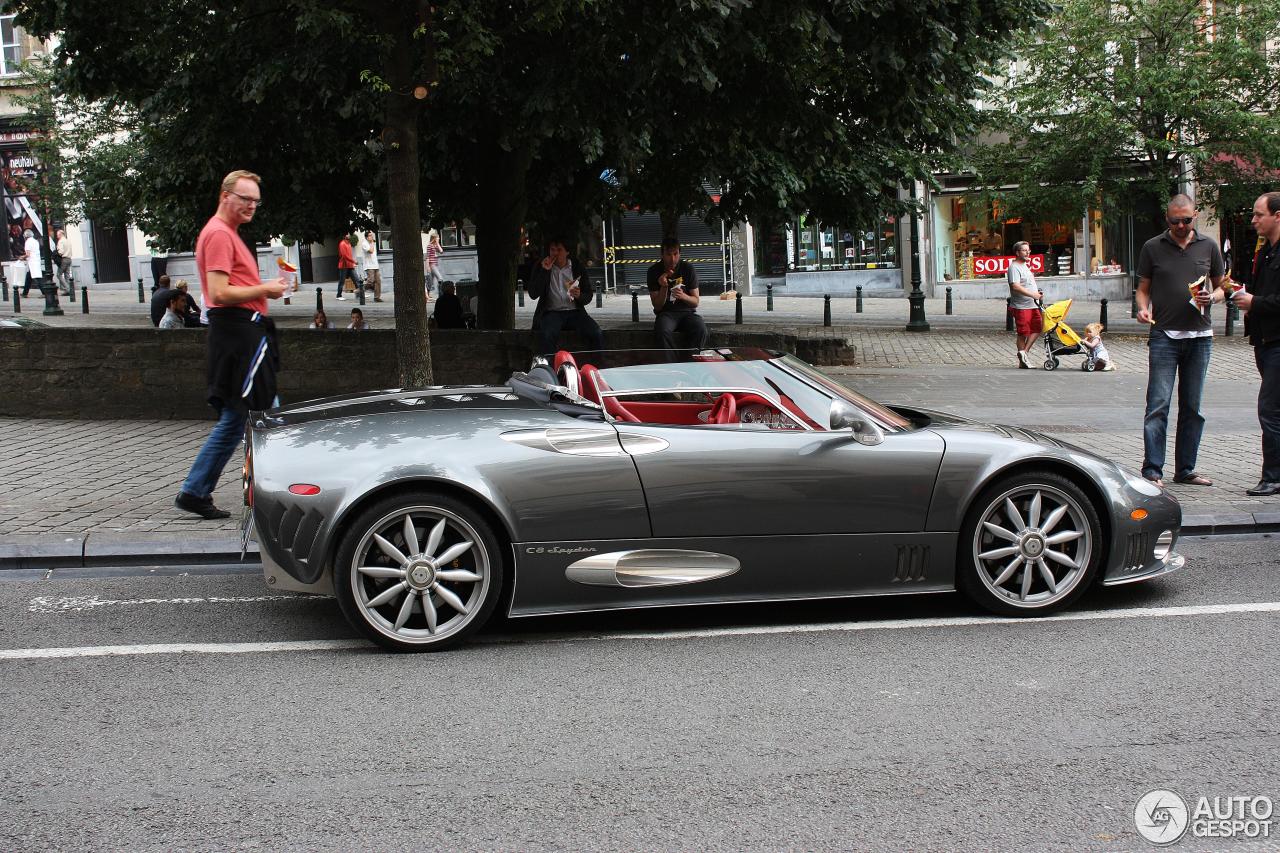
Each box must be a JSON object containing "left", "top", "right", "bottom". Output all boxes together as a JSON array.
[
  {"left": 968, "top": 0, "right": 1280, "bottom": 224},
  {"left": 8, "top": 0, "right": 1044, "bottom": 338}
]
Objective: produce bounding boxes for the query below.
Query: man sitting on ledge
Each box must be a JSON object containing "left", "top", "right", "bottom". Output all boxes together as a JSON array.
[
  {"left": 527, "top": 236, "right": 604, "bottom": 355},
  {"left": 647, "top": 237, "right": 709, "bottom": 350}
]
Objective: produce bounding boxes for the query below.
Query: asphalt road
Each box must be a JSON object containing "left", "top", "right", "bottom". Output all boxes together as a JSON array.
[{"left": 1, "top": 535, "right": 1277, "bottom": 851}]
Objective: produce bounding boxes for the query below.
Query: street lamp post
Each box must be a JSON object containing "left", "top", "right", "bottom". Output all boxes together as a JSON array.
[{"left": 905, "top": 182, "right": 929, "bottom": 332}]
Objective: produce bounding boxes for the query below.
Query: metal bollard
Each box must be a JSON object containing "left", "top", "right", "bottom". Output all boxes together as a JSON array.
[
  {"left": 316, "top": 287, "right": 323, "bottom": 313},
  {"left": 137, "top": 277, "right": 145, "bottom": 303},
  {"left": 823, "top": 294, "right": 832, "bottom": 327},
  {"left": 945, "top": 287, "right": 953, "bottom": 315},
  {"left": 735, "top": 290, "right": 743, "bottom": 324},
  {"left": 67, "top": 279, "right": 75, "bottom": 302},
  {"left": 12, "top": 287, "right": 18, "bottom": 312},
  {"left": 595, "top": 284, "right": 602, "bottom": 309},
  {"left": 81, "top": 286, "right": 89, "bottom": 313},
  {"left": 1006, "top": 298, "right": 1014, "bottom": 332},
  {"left": 1099, "top": 298, "right": 1108, "bottom": 331},
  {"left": 1226, "top": 298, "right": 1237, "bottom": 336},
  {"left": 358, "top": 284, "right": 366, "bottom": 306},
  {"left": 856, "top": 285, "right": 863, "bottom": 313},
  {"left": 766, "top": 284, "right": 774, "bottom": 312},
  {"left": 631, "top": 291, "right": 639, "bottom": 322},
  {"left": 517, "top": 282, "right": 524, "bottom": 307},
  {"left": 1131, "top": 289, "right": 1138, "bottom": 317},
  {"left": 1, "top": 278, "right": 7, "bottom": 301}
]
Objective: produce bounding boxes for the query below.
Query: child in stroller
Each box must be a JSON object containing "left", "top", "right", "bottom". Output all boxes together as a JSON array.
[{"left": 1037, "top": 298, "right": 1101, "bottom": 371}]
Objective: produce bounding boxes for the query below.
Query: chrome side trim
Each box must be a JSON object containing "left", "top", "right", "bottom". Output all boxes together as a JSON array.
[
  {"left": 500, "top": 428, "right": 626, "bottom": 457},
  {"left": 566, "top": 549, "right": 741, "bottom": 588},
  {"left": 617, "top": 433, "right": 670, "bottom": 455}
]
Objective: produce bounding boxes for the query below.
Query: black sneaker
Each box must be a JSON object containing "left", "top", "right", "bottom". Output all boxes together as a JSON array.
[{"left": 174, "top": 491, "right": 231, "bottom": 519}]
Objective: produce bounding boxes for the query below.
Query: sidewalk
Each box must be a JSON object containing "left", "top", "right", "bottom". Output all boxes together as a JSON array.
[{"left": 0, "top": 322, "right": 1270, "bottom": 568}]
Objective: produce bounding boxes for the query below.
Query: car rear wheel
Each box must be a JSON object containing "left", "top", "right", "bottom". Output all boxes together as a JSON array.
[
  {"left": 334, "top": 491, "right": 504, "bottom": 652},
  {"left": 958, "top": 471, "right": 1102, "bottom": 615}
]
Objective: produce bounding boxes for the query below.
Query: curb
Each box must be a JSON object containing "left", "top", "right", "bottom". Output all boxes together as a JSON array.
[
  {"left": 1, "top": 515, "right": 1272, "bottom": 572},
  {"left": 0, "top": 533, "right": 258, "bottom": 571}
]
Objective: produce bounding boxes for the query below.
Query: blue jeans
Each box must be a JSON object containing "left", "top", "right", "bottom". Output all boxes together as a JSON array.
[
  {"left": 536, "top": 308, "right": 604, "bottom": 355},
  {"left": 1143, "top": 334, "right": 1211, "bottom": 481},
  {"left": 1256, "top": 342, "right": 1280, "bottom": 482},
  {"left": 181, "top": 406, "right": 248, "bottom": 500},
  {"left": 335, "top": 268, "right": 359, "bottom": 298}
]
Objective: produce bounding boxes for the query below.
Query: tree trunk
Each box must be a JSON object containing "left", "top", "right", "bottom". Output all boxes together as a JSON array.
[
  {"left": 382, "top": 5, "right": 432, "bottom": 386},
  {"left": 474, "top": 138, "right": 533, "bottom": 330}
]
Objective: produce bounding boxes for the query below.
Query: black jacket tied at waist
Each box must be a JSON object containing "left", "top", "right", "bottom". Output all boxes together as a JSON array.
[{"left": 206, "top": 307, "right": 279, "bottom": 414}]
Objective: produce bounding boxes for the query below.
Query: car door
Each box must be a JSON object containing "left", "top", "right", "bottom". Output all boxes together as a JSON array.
[{"left": 615, "top": 422, "right": 950, "bottom": 599}]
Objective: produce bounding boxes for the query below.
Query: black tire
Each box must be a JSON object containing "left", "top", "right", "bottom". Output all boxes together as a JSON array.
[
  {"left": 1043, "top": 358, "right": 1057, "bottom": 371},
  {"left": 333, "top": 491, "right": 505, "bottom": 652},
  {"left": 957, "top": 470, "right": 1103, "bottom": 616}
]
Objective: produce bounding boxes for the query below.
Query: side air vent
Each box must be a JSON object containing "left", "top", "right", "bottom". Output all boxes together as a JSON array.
[
  {"left": 893, "top": 545, "right": 930, "bottom": 582},
  {"left": 1123, "top": 532, "right": 1150, "bottom": 571}
]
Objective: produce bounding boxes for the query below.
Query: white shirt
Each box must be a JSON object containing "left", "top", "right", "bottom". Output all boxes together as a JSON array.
[
  {"left": 24, "top": 236, "right": 41, "bottom": 274},
  {"left": 359, "top": 236, "right": 378, "bottom": 273},
  {"left": 56, "top": 235, "right": 70, "bottom": 259}
]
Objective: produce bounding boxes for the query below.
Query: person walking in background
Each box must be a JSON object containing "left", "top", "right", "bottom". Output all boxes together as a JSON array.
[
  {"left": 174, "top": 170, "right": 288, "bottom": 520},
  {"left": 359, "top": 230, "right": 383, "bottom": 301},
  {"left": 647, "top": 237, "right": 709, "bottom": 350},
  {"left": 335, "top": 233, "right": 358, "bottom": 301},
  {"left": 425, "top": 228, "right": 443, "bottom": 302},
  {"left": 527, "top": 236, "right": 605, "bottom": 355},
  {"left": 1234, "top": 191, "right": 1280, "bottom": 496},
  {"left": 1007, "top": 241, "right": 1043, "bottom": 368},
  {"left": 148, "top": 242, "right": 168, "bottom": 289},
  {"left": 1134, "top": 194, "right": 1226, "bottom": 487},
  {"left": 54, "top": 228, "right": 73, "bottom": 296},
  {"left": 20, "top": 228, "right": 42, "bottom": 297}
]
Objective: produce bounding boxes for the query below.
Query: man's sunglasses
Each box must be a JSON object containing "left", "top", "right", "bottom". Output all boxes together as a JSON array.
[{"left": 1167, "top": 216, "right": 1194, "bottom": 226}]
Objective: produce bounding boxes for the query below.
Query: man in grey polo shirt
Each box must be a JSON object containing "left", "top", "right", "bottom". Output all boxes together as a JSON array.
[{"left": 1134, "top": 194, "right": 1227, "bottom": 487}]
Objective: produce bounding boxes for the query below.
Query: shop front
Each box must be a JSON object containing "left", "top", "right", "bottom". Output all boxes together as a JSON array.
[
  {"left": 751, "top": 214, "right": 903, "bottom": 296},
  {"left": 931, "top": 192, "right": 1134, "bottom": 301}
]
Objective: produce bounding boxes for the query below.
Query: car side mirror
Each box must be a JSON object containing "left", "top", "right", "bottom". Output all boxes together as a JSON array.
[{"left": 830, "top": 400, "right": 884, "bottom": 446}]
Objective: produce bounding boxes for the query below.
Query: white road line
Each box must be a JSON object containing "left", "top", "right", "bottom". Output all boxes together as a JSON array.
[
  {"left": 28, "top": 594, "right": 303, "bottom": 613},
  {"left": 1, "top": 600, "right": 1277, "bottom": 660}
]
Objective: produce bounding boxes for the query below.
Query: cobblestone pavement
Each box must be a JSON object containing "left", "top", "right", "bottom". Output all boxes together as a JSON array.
[{"left": 0, "top": 327, "right": 1270, "bottom": 539}]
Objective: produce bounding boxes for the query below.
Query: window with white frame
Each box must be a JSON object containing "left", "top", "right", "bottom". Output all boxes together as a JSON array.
[{"left": 1, "top": 16, "right": 26, "bottom": 77}]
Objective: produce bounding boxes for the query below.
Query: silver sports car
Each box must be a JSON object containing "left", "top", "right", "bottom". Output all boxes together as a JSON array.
[{"left": 243, "top": 347, "right": 1184, "bottom": 652}]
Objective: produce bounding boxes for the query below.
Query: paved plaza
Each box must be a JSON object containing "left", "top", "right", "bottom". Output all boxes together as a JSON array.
[{"left": 1, "top": 301, "right": 1273, "bottom": 563}]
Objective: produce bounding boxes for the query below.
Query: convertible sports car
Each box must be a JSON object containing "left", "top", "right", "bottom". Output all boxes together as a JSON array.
[{"left": 242, "top": 347, "right": 1184, "bottom": 652}]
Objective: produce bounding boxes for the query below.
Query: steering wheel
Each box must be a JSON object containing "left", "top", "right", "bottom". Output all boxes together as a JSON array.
[{"left": 709, "top": 393, "right": 738, "bottom": 425}]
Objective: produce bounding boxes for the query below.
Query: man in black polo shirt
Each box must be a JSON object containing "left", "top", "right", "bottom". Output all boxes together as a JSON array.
[
  {"left": 1134, "top": 194, "right": 1226, "bottom": 487},
  {"left": 1234, "top": 191, "right": 1280, "bottom": 496},
  {"left": 647, "top": 237, "right": 709, "bottom": 350}
]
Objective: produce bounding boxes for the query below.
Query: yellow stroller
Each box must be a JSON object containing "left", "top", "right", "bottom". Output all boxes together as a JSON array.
[{"left": 1038, "top": 299, "right": 1095, "bottom": 371}]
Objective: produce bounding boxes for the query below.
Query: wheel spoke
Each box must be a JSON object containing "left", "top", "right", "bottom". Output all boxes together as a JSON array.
[
  {"left": 1040, "top": 505, "right": 1068, "bottom": 534},
  {"left": 1035, "top": 557, "right": 1058, "bottom": 594},
  {"left": 436, "top": 569, "right": 482, "bottom": 583},
  {"left": 402, "top": 515, "right": 420, "bottom": 558},
  {"left": 1019, "top": 561, "right": 1034, "bottom": 600},
  {"left": 357, "top": 566, "right": 406, "bottom": 579},
  {"left": 1045, "top": 529, "right": 1083, "bottom": 545},
  {"left": 1044, "top": 548, "right": 1078, "bottom": 569},
  {"left": 992, "top": 554, "right": 1023, "bottom": 586},
  {"left": 393, "top": 589, "right": 418, "bottom": 630},
  {"left": 1004, "top": 498, "right": 1026, "bottom": 533},
  {"left": 983, "top": 521, "right": 1018, "bottom": 542},
  {"left": 978, "top": 545, "right": 1019, "bottom": 561},
  {"left": 366, "top": 581, "right": 408, "bottom": 609},
  {"left": 424, "top": 518, "right": 446, "bottom": 559},
  {"left": 373, "top": 534, "right": 409, "bottom": 566},
  {"left": 1028, "top": 491, "right": 1042, "bottom": 528},
  {"left": 432, "top": 582, "right": 469, "bottom": 615},
  {"left": 422, "top": 592, "right": 438, "bottom": 633},
  {"left": 435, "top": 540, "right": 474, "bottom": 566}
]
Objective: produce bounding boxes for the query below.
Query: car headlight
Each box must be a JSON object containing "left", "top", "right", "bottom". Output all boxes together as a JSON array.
[{"left": 1119, "top": 465, "right": 1163, "bottom": 497}]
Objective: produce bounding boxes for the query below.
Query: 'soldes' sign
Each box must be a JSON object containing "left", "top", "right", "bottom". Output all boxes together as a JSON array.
[{"left": 974, "top": 254, "right": 1046, "bottom": 276}]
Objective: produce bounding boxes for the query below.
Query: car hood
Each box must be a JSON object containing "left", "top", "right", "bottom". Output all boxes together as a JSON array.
[
  {"left": 898, "top": 405, "right": 1109, "bottom": 461},
  {"left": 256, "top": 385, "right": 543, "bottom": 428}
]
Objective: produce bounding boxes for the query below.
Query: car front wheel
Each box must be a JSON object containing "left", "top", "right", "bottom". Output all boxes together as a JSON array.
[
  {"left": 333, "top": 491, "right": 505, "bottom": 652},
  {"left": 958, "top": 471, "right": 1102, "bottom": 615}
]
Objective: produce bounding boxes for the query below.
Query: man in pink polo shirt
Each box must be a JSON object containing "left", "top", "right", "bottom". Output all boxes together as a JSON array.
[{"left": 175, "top": 169, "right": 289, "bottom": 519}]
